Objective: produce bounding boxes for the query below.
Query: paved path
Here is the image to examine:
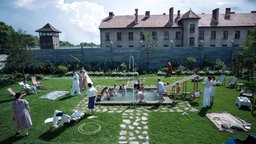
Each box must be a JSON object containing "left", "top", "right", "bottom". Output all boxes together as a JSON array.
[{"left": 73, "top": 97, "right": 198, "bottom": 144}]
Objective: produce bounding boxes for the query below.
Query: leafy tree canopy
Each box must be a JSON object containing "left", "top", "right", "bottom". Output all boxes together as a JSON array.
[{"left": 0, "top": 21, "right": 35, "bottom": 80}]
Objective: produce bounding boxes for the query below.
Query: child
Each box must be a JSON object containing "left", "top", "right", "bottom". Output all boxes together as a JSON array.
[
  {"left": 120, "top": 84, "right": 126, "bottom": 96},
  {"left": 113, "top": 84, "right": 118, "bottom": 96},
  {"left": 174, "top": 82, "right": 180, "bottom": 101}
]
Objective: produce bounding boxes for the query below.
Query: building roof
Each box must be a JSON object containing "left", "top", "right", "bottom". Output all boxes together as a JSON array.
[
  {"left": 179, "top": 9, "right": 201, "bottom": 20},
  {"left": 99, "top": 9, "right": 256, "bottom": 29},
  {"left": 36, "top": 23, "right": 61, "bottom": 33}
]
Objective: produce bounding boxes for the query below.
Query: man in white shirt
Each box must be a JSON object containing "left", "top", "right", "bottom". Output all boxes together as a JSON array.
[{"left": 70, "top": 71, "right": 81, "bottom": 96}]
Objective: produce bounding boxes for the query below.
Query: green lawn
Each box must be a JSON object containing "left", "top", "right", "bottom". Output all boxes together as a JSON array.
[{"left": 0, "top": 74, "right": 255, "bottom": 144}]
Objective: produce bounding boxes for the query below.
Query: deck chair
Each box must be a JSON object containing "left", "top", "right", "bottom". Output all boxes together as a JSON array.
[
  {"left": 7, "top": 87, "right": 26, "bottom": 98},
  {"left": 31, "top": 76, "right": 43, "bottom": 88},
  {"left": 216, "top": 75, "right": 226, "bottom": 86},
  {"left": 227, "top": 77, "right": 238, "bottom": 88},
  {"left": 7, "top": 88, "right": 16, "bottom": 98}
]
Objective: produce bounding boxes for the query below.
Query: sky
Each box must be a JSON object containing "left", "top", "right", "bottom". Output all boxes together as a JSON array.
[{"left": 0, "top": 0, "right": 255, "bottom": 45}]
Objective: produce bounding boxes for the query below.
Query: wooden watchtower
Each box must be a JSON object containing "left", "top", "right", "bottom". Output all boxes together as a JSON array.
[{"left": 36, "top": 23, "right": 61, "bottom": 49}]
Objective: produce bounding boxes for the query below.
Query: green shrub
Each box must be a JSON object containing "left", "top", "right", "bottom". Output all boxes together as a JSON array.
[
  {"left": 120, "top": 62, "right": 127, "bottom": 72},
  {"left": 34, "top": 74, "right": 44, "bottom": 80},
  {"left": 33, "top": 62, "right": 44, "bottom": 74},
  {"left": 57, "top": 65, "right": 68, "bottom": 75},
  {"left": 161, "top": 67, "right": 168, "bottom": 73},
  {"left": 44, "top": 61, "right": 56, "bottom": 74},
  {"left": 0, "top": 75, "right": 15, "bottom": 86},
  {"left": 214, "top": 59, "right": 226, "bottom": 71},
  {"left": 185, "top": 56, "right": 196, "bottom": 70}
]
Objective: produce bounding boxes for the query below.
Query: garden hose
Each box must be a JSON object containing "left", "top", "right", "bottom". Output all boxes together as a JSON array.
[{"left": 78, "top": 122, "right": 101, "bottom": 135}]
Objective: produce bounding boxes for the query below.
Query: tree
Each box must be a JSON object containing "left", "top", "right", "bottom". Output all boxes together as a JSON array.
[
  {"left": 81, "top": 42, "right": 99, "bottom": 48},
  {"left": 140, "top": 30, "right": 157, "bottom": 71},
  {"left": 0, "top": 22, "right": 35, "bottom": 81},
  {"left": 242, "top": 26, "right": 256, "bottom": 80},
  {"left": 0, "top": 22, "right": 16, "bottom": 53},
  {"left": 60, "top": 41, "right": 74, "bottom": 47}
]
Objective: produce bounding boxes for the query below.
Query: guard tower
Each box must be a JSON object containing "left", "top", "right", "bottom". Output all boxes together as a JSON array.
[{"left": 36, "top": 23, "right": 61, "bottom": 49}]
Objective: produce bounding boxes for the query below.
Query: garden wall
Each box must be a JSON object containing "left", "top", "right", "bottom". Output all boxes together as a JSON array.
[{"left": 32, "top": 46, "right": 243, "bottom": 70}]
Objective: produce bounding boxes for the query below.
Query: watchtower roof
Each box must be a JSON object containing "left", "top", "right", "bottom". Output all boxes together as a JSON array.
[{"left": 36, "top": 23, "right": 61, "bottom": 33}]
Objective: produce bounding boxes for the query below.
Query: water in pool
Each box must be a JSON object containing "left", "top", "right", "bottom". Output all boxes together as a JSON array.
[{"left": 105, "top": 88, "right": 158, "bottom": 101}]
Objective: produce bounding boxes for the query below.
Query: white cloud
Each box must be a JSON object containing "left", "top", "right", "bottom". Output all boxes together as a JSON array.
[
  {"left": 14, "top": 0, "right": 58, "bottom": 10},
  {"left": 54, "top": 0, "right": 105, "bottom": 44},
  {"left": 216, "top": 1, "right": 224, "bottom": 6},
  {"left": 14, "top": 0, "right": 33, "bottom": 8}
]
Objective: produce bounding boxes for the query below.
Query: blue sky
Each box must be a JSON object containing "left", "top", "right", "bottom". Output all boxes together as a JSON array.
[{"left": 0, "top": 0, "right": 255, "bottom": 45}]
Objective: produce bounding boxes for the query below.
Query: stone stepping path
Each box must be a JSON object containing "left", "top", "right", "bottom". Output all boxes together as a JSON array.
[{"left": 73, "top": 97, "right": 198, "bottom": 144}]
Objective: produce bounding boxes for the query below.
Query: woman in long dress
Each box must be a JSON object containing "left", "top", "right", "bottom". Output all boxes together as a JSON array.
[
  {"left": 203, "top": 76, "right": 212, "bottom": 107},
  {"left": 12, "top": 92, "right": 32, "bottom": 136},
  {"left": 82, "top": 70, "right": 88, "bottom": 90}
]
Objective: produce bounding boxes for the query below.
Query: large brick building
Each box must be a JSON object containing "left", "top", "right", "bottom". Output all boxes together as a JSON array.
[{"left": 99, "top": 7, "right": 256, "bottom": 48}]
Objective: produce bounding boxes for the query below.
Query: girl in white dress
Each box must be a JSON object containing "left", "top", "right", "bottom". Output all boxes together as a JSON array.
[{"left": 203, "top": 76, "right": 212, "bottom": 107}]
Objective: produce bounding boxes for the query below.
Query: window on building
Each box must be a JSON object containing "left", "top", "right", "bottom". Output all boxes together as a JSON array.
[
  {"left": 128, "top": 45, "right": 134, "bottom": 47},
  {"left": 211, "top": 31, "right": 216, "bottom": 40},
  {"left": 223, "top": 31, "right": 228, "bottom": 40},
  {"left": 105, "top": 32, "right": 110, "bottom": 41},
  {"left": 189, "top": 37, "right": 195, "bottom": 46},
  {"left": 222, "top": 44, "right": 227, "bottom": 47},
  {"left": 117, "top": 32, "right": 122, "bottom": 41},
  {"left": 117, "top": 45, "right": 122, "bottom": 47},
  {"left": 199, "top": 31, "right": 204, "bottom": 40},
  {"left": 235, "top": 31, "right": 240, "bottom": 39},
  {"left": 164, "top": 31, "right": 169, "bottom": 40},
  {"left": 140, "top": 32, "right": 145, "bottom": 40},
  {"left": 152, "top": 31, "right": 157, "bottom": 40},
  {"left": 234, "top": 44, "right": 239, "bottom": 47},
  {"left": 176, "top": 31, "right": 181, "bottom": 40},
  {"left": 128, "top": 32, "right": 134, "bottom": 40},
  {"left": 210, "top": 44, "right": 215, "bottom": 47},
  {"left": 190, "top": 24, "right": 195, "bottom": 33},
  {"left": 163, "top": 45, "right": 169, "bottom": 47}
]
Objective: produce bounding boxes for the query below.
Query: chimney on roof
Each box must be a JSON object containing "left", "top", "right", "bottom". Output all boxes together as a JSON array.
[
  {"left": 135, "top": 9, "right": 138, "bottom": 24},
  {"left": 169, "top": 7, "right": 174, "bottom": 25},
  {"left": 225, "top": 8, "right": 231, "bottom": 19},
  {"left": 145, "top": 11, "right": 150, "bottom": 18},
  {"left": 109, "top": 12, "right": 114, "bottom": 18},
  {"left": 175, "top": 10, "right": 180, "bottom": 22},
  {"left": 211, "top": 8, "right": 219, "bottom": 25}
]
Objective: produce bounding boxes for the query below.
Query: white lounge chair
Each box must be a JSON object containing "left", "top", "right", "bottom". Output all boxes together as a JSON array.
[
  {"left": 227, "top": 77, "right": 238, "bottom": 88},
  {"left": 216, "top": 75, "right": 226, "bottom": 86}
]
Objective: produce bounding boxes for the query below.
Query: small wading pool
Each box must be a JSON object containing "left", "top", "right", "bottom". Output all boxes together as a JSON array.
[{"left": 102, "top": 88, "right": 158, "bottom": 102}]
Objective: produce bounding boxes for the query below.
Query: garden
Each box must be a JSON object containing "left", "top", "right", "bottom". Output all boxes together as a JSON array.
[{"left": 0, "top": 71, "right": 255, "bottom": 144}]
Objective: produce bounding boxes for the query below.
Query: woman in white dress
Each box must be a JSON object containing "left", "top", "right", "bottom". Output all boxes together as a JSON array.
[{"left": 203, "top": 76, "right": 212, "bottom": 107}]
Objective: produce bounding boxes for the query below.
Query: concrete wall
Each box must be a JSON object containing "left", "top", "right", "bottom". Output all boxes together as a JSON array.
[{"left": 32, "top": 46, "right": 243, "bottom": 70}]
